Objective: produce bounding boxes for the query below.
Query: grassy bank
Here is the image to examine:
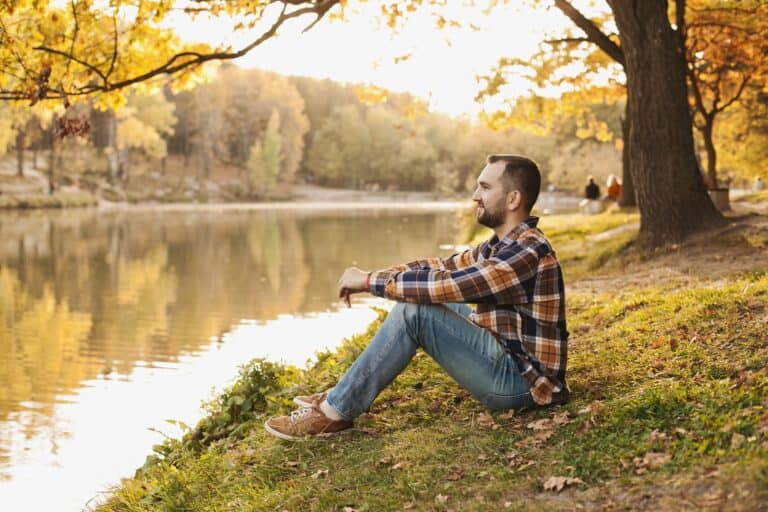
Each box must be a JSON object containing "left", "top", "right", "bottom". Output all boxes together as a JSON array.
[
  {"left": 95, "top": 212, "right": 768, "bottom": 511},
  {"left": 0, "top": 190, "right": 97, "bottom": 209}
]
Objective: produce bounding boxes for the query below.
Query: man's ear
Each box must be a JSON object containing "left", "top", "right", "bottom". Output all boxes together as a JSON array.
[{"left": 508, "top": 190, "right": 523, "bottom": 212}]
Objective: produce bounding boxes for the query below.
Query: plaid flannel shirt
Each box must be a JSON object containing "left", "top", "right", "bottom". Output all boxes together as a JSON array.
[{"left": 368, "top": 217, "right": 569, "bottom": 406}]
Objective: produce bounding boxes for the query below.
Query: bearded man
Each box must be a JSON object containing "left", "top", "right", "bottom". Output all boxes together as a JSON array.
[{"left": 265, "top": 154, "right": 569, "bottom": 440}]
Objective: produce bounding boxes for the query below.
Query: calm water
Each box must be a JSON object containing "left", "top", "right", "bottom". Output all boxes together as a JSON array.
[{"left": 0, "top": 204, "right": 466, "bottom": 511}]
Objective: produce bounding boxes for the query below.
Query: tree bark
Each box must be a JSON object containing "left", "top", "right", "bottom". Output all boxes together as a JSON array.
[
  {"left": 16, "top": 129, "right": 24, "bottom": 177},
  {"left": 619, "top": 104, "right": 636, "bottom": 206},
  {"left": 48, "top": 129, "right": 56, "bottom": 195},
  {"left": 701, "top": 117, "right": 718, "bottom": 188},
  {"left": 606, "top": 0, "right": 723, "bottom": 246}
]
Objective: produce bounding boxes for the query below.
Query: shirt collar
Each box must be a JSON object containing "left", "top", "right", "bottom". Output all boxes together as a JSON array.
[{"left": 489, "top": 217, "right": 540, "bottom": 246}]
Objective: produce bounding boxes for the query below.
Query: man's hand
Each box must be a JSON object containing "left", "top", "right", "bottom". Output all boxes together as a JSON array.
[{"left": 337, "top": 266, "right": 370, "bottom": 307}]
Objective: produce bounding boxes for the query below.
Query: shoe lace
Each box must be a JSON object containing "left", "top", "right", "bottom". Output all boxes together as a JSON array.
[{"left": 290, "top": 406, "right": 316, "bottom": 424}]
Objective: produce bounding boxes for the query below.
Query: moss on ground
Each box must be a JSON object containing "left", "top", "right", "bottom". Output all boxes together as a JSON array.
[{"left": 95, "top": 212, "right": 768, "bottom": 512}]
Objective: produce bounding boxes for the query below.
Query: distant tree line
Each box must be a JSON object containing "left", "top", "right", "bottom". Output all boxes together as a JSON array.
[{"left": 0, "top": 64, "right": 628, "bottom": 196}]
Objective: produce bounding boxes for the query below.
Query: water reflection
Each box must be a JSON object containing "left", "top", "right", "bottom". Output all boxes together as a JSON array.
[{"left": 0, "top": 206, "right": 463, "bottom": 510}]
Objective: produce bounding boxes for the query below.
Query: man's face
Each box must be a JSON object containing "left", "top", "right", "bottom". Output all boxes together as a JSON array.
[{"left": 472, "top": 162, "right": 513, "bottom": 229}]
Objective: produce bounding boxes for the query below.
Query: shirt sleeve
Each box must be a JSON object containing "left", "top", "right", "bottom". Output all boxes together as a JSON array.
[
  {"left": 369, "top": 240, "right": 545, "bottom": 305},
  {"left": 381, "top": 243, "right": 484, "bottom": 273}
]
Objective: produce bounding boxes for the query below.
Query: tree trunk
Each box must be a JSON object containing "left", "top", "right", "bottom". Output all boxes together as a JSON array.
[
  {"left": 619, "top": 104, "right": 636, "bottom": 206},
  {"left": 16, "top": 129, "right": 24, "bottom": 177},
  {"left": 48, "top": 131, "right": 56, "bottom": 195},
  {"left": 701, "top": 118, "right": 718, "bottom": 189},
  {"left": 110, "top": 115, "right": 120, "bottom": 182},
  {"left": 606, "top": 0, "right": 723, "bottom": 246}
]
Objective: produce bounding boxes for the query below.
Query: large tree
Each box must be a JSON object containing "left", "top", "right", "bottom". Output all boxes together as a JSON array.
[{"left": 603, "top": 0, "right": 723, "bottom": 245}]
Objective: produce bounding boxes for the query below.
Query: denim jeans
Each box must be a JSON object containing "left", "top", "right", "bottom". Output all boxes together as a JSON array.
[{"left": 325, "top": 302, "right": 535, "bottom": 421}]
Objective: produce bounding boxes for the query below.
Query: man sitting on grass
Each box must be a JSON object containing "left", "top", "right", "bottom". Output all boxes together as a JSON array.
[{"left": 265, "top": 154, "right": 569, "bottom": 440}]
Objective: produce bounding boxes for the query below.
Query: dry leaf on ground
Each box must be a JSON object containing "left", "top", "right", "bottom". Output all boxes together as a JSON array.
[
  {"left": 477, "top": 412, "right": 498, "bottom": 428},
  {"left": 391, "top": 462, "right": 406, "bottom": 471},
  {"left": 543, "top": 476, "right": 584, "bottom": 492},
  {"left": 578, "top": 400, "right": 604, "bottom": 415},
  {"left": 647, "top": 429, "right": 669, "bottom": 443},
  {"left": 731, "top": 432, "right": 746, "bottom": 449},
  {"left": 310, "top": 469, "right": 328, "bottom": 479},
  {"left": 435, "top": 494, "right": 449, "bottom": 502},
  {"left": 499, "top": 410, "right": 516, "bottom": 420},
  {"left": 446, "top": 471, "right": 463, "bottom": 481},
  {"left": 632, "top": 452, "right": 671, "bottom": 473},
  {"left": 526, "top": 418, "right": 552, "bottom": 430},
  {"left": 551, "top": 411, "right": 572, "bottom": 426}
]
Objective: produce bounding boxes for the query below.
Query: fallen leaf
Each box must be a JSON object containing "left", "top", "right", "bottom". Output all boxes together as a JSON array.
[
  {"left": 446, "top": 471, "right": 463, "bottom": 481},
  {"left": 647, "top": 429, "right": 669, "bottom": 443},
  {"left": 758, "top": 413, "right": 768, "bottom": 434},
  {"left": 526, "top": 418, "right": 552, "bottom": 431},
  {"left": 391, "top": 462, "right": 406, "bottom": 471},
  {"left": 505, "top": 452, "right": 524, "bottom": 467},
  {"left": 499, "top": 410, "right": 516, "bottom": 420},
  {"left": 343, "top": 508, "right": 358, "bottom": 512},
  {"left": 551, "top": 411, "right": 572, "bottom": 426},
  {"left": 651, "top": 337, "right": 666, "bottom": 349},
  {"left": 403, "top": 501, "right": 415, "bottom": 510},
  {"left": 435, "top": 494, "right": 449, "bottom": 503},
  {"left": 633, "top": 452, "right": 671, "bottom": 472},
  {"left": 651, "top": 359, "right": 665, "bottom": 370},
  {"left": 578, "top": 401, "right": 604, "bottom": 416},
  {"left": 376, "top": 456, "right": 393, "bottom": 467},
  {"left": 514, "top": 461, "right": 535, "bottom": 473},
  {"left": 310, "top": 469, "right": 328, "bottom": 479},
  {"left": 477, "top": 412, "right": 497, "bottom": 428},
  {"left": 504, "top": 501, "right": 513, "bottom": 508},
  {"left": 543, "top": 476, "right": 584, "bottom": 492},
  {"left": 281, "top": 460, "right": 300, "bottom": 468},
  {"left": 721, "top": 421, "right": 734, "bottom": 433},
  {"left": 731, "top": 432, "right": 746, "bottom": 449},
  {"left": 535, "top": 430, "right": 555, "bottom": 442}
]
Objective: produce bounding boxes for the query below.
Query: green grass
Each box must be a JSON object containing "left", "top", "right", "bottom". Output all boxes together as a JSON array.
[
  {"left": 0, "top": 191, "right": 97, "bottom": 209},
  {"left": 735, "top": 190, "right": 768, "bottom": 204},
  {"left": 95, "top": 214, "right": 768, "bottom": 512}
]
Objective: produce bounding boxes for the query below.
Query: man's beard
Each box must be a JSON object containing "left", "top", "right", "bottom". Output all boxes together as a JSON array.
[{"left": 476, "top": 202, "right": 506, "bottom": 228}]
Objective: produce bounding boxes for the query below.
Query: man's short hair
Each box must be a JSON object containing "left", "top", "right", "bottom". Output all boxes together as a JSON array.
[{"left": 486, "top": 154, "right": 541, "bottom": 213}]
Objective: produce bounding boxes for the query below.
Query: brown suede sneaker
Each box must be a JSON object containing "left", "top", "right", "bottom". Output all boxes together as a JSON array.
[
  {"left": 292, "top": 391, "right": 328, "bottom": 408},
  {"left": 264, "top": 403, "right": 352, "bottom": 441}
]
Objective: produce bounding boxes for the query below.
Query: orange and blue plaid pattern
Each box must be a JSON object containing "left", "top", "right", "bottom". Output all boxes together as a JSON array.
[{"left": 369, "top": 217, "right": 569, "bottom": 406}]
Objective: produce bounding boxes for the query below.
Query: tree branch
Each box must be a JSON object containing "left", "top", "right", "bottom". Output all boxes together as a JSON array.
[
  {"left": 34, "top": 45, "right": 108, "bottom": 83},
  {"left": 543, "top": 36, "right": 591, "bottom": 45},
  {"left": 552, "top": 0, "right": 624, "bottom": 67},
  {"left": 715, "top": 72, "right": 752, "bottom": 114},
  {"left": 1, "top": 0, "right": 341, "bottom": 101}
]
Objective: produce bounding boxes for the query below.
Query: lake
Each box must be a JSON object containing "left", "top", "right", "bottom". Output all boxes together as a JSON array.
[{"left": 0, "top": 203, "right": 469, "bottom": 511}]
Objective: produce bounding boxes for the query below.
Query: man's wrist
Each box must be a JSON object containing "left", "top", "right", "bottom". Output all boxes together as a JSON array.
[{"left": 365, "top": 271, "right": 371, "bottom": 290}]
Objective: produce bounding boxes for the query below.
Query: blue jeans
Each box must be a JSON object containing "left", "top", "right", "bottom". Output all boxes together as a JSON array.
[{"left": 326, "top": 302, "right": 535, "bottom": 421}]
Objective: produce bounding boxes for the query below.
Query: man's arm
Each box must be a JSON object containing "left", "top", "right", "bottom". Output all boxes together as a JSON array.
[
  {"left": 382, "top": 243, "right": 485, "bottom": 273},
  {"left": 368, "top": 240, "right": 545, "bottom": 305}
]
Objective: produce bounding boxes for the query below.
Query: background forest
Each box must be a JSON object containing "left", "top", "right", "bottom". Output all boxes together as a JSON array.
[{"left": 0, "top": 64, "right": 609, "bottom": 202}]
